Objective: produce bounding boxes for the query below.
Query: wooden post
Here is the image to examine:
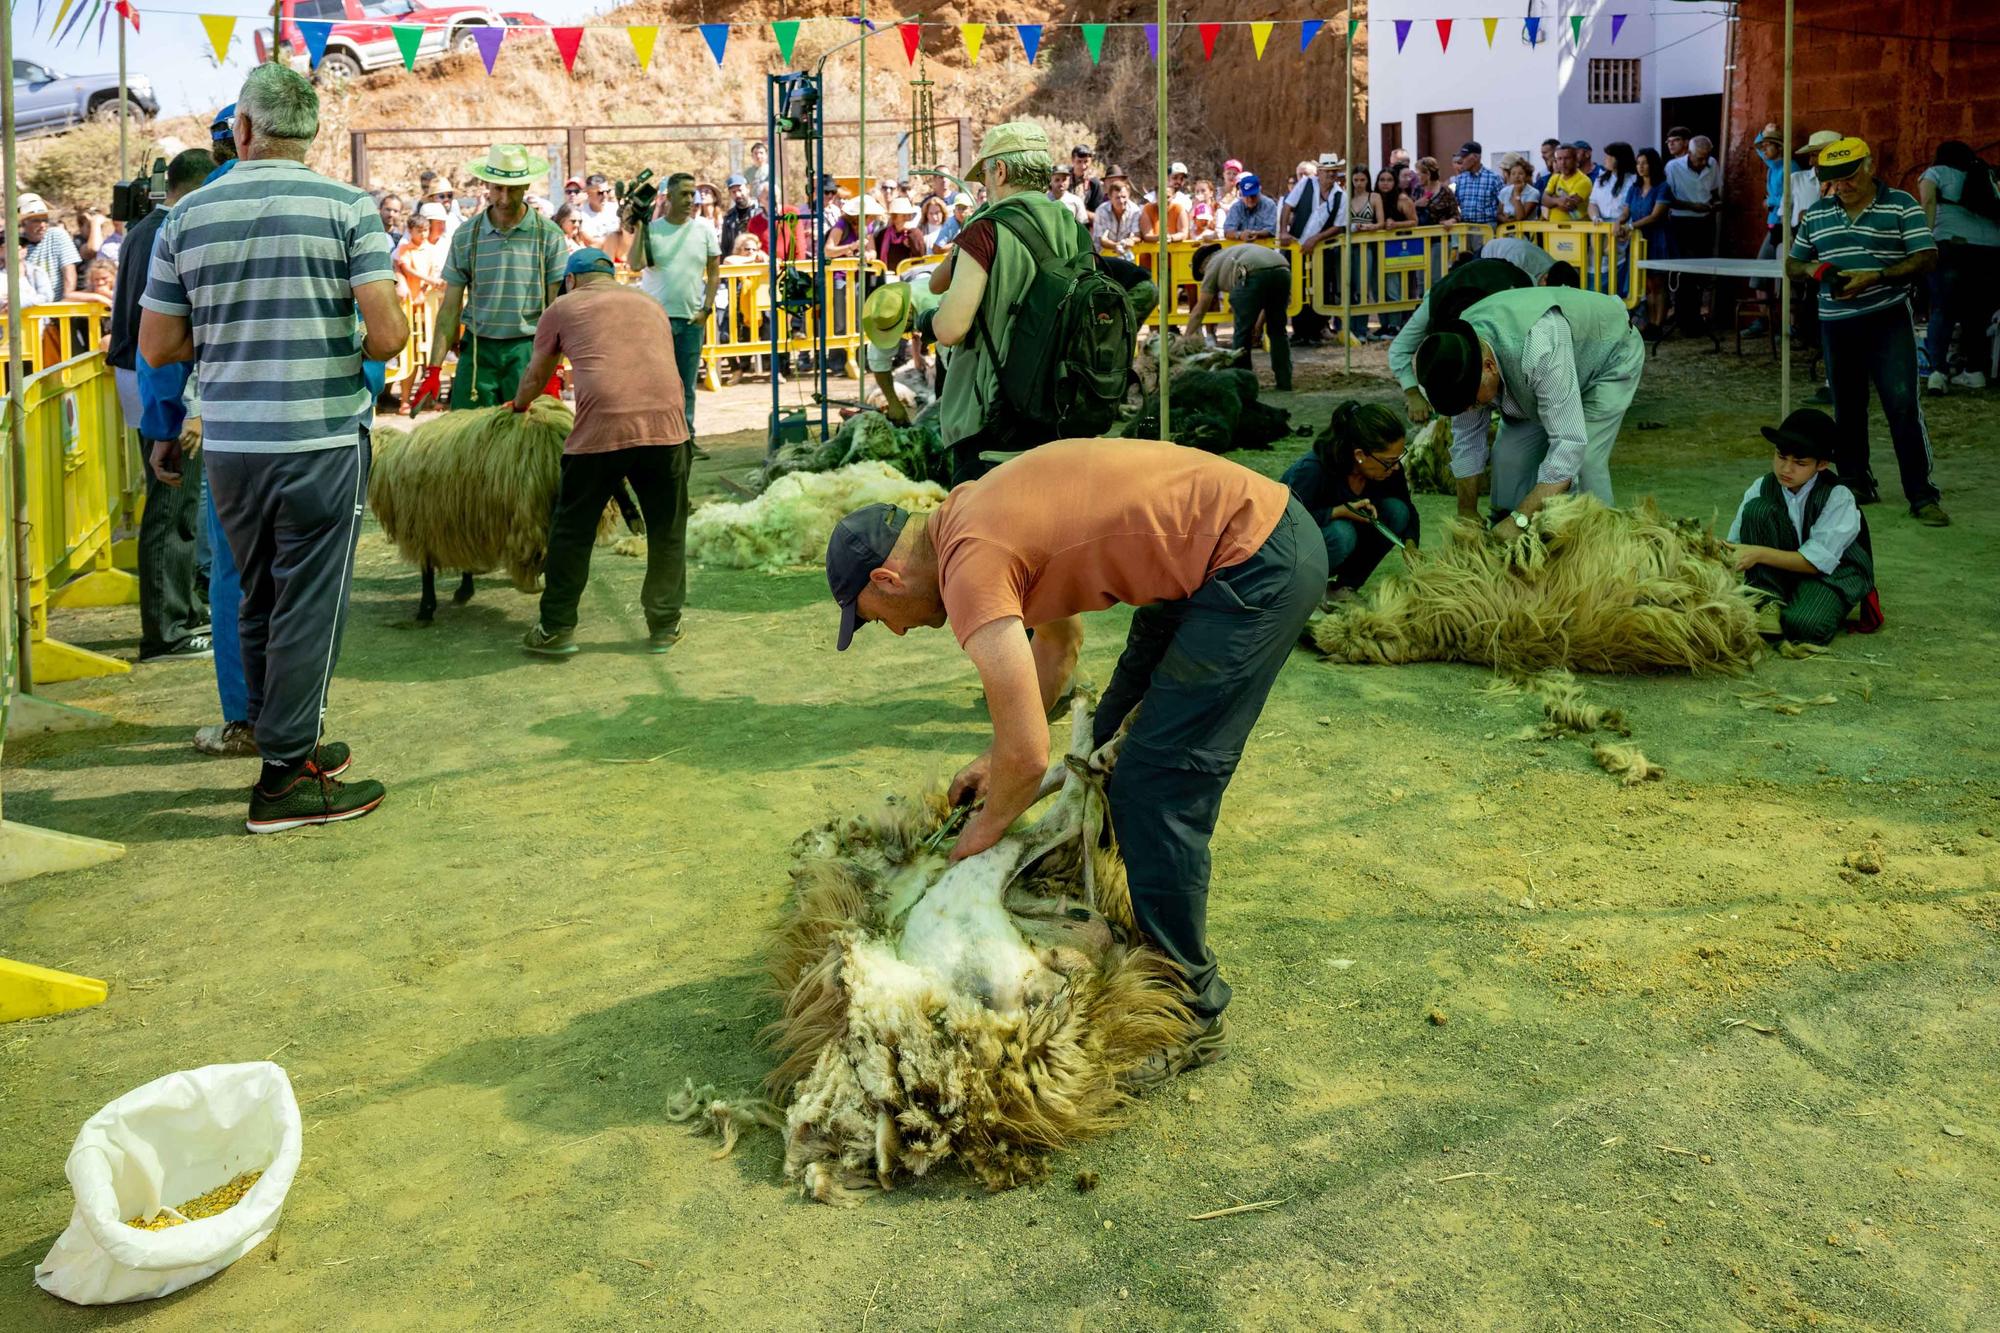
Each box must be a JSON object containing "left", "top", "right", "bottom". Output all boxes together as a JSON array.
[
  {"left": 1157, "top": 0, "right": 1170, "bottom": 443},
  {"left": 2, "top": 6, "right": 33, "bottom": 698},
  {"left": 1779, "top": 0, "right": 1793, "bottom": 416}
]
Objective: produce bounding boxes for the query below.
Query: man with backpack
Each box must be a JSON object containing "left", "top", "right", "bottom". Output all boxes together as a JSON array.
[{"left": 927, "top": 123, "right": 1136, "bottom": 484}]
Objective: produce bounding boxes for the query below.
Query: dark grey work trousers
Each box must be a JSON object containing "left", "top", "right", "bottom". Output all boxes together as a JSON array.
[
  {"left": 137, "top": 444, "right": 207, "bottom": 657},
  {"left": 207, "top": 432, "right": 370, "bottom": 767},
  {"left": 1090, "top": 498, "right": 1327, "bottom": 1020}
]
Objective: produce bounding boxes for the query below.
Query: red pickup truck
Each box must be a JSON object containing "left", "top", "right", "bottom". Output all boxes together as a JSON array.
[{"left": 255, "top": 0, "right": 541, "bottom": 80}]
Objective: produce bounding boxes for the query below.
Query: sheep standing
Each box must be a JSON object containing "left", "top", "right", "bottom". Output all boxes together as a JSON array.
[{"left": 368, "top": 399, "right": 575, "bottom": 621}]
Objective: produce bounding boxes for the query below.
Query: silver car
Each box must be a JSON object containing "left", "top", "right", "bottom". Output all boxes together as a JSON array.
[{"left": 11, "top": 58, "right": 157, "bottom": 137}]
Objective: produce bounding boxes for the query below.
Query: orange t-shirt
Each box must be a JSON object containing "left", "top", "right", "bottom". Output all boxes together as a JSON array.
[
  {"left": 929, "top": 439, "right": 1290, "bottom": 645},
  {"left": 1140, "top": 200, "right": 1192, "bottom": 241}
]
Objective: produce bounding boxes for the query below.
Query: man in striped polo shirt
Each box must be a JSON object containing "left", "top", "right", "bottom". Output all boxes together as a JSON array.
[
  {"left": 141, "top": 62, "right": 409, "bottom": 833},
  {"left": 410, "top": 144, "right": 567, "bottom": 411},
  {"left": 1786, "top": 136, "right": 1947, "bottom": 526}
]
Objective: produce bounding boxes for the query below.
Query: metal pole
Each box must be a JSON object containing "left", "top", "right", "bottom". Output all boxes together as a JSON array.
[
  {"left": 2, "top": 2, "right": 34, "bottom": 699},
  {"left": 1779, "top": 0, "right": 1793, "bottom": 416},
  {"left": 857, "top": 0, "right": 867, "bottom": 411},
  {"left": 1157, "top": 0, "right": 1170, "bottom": 443},
  {"left": 1343, "top": 5, "right": 1354, "bottom": 373},
  {"left": 118, "top": 21, "right": 129, "bottom": 184}
]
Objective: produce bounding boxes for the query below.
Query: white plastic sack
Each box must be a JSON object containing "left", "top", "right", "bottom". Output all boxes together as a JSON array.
[{"left": 35, "top": 1061, "right": 302, "bottom": 1305}]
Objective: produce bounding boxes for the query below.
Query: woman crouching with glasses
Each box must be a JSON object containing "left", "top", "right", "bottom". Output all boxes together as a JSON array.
[{"left": 1280, "top": 400, "right": 1419, "bottom": 604}]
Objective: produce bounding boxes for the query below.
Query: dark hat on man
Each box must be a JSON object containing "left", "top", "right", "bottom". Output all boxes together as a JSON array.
[
  {"left": 1761, "top": 408, "right": 1841, "bottom": 461},
  {"left": 1414, "top": 318, "right": 1484, "bottom": 416},
  {"left": 1459, "top": 141, "right": 1483, "bottom": 157},
  {"left": 826, "top": 504, "right": 910, "bottom": 650}
]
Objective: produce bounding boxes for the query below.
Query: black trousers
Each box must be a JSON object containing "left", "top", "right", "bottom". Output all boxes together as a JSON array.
[
  {"left": 1821, "top": 304, "right": 1939, "bottom": 510},
  {"left": 538, "top": 444, "right": 691, "bottom": 634},
  {"left": 137, "top": 443, "right": 206, "bottom": 657},
  {"left": 1091, "top": 499, "right": 1327, "bottom": 1020},
  {"left": 1737, "top": 495, "right": 1868, "bottom": 644}
]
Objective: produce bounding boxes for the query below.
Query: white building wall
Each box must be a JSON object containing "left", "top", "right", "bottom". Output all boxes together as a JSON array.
[{"left": 1369, "top": 1, "right": 1728, "bottom": 169}]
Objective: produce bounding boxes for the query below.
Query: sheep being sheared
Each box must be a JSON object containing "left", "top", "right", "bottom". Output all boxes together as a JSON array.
[
  {"left": 700, "top": 701, "right": 1198, "bottom": 1204},
  {"left": 369, "top": 399, "right": 600, "bottom": 621},
  {"left": 1310, "top": 494, "right": 1764, "bottom": 675}
]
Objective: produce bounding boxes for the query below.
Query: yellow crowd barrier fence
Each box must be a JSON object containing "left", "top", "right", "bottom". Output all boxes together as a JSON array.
[{"left": 1495, "top": 220, "right": 1647, "bottom": 308}]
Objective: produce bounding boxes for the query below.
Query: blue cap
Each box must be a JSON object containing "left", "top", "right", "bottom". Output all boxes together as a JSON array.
[
  {"left": 564, "top": 247, "right": 614, "bottom": 278},
  {"left": 210, "top": 103, "right": 236, "bottom": 141},
  {"left": 1570, "top": 139, "right": 1592, "bottom": 151},
  {"left": 1237, "top": 173, "right": 1261, "bottom": 197},
  {"left": 826, "top": 503, "right": 909, "bottom": 650},
  {"left": 726, "top": 173, "right": 746, "bottom": 187}
]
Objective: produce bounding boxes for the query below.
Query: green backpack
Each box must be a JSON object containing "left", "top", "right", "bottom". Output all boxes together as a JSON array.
[{"left": 975, "top": 201, "right": 1137, "bottom": 447}]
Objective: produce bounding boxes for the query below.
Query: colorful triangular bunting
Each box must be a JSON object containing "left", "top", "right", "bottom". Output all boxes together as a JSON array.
[
  {"left": 1081, "top": 22, "right": 1106, "bottom": 64},
  {"left": 961, "top": 22, "right": 984, "bottom": 64},
  {"left": 551, "top": 26, "right": 583, "bottom": 72},
  {"left": 1250, "top": 21, "right": 1272, "bottom": 59},
  {"left": 1300, "top": 18, "right": 1322, "bottom": 52},
  {"left": 1524, "top": 16, "right": 1542, "bottom": 44},
  {"left": 772, "top": 19, "right": 800, "bottom": 65},
  {"left": 899, "top": 22, "right": 919, "bottom": 64},
  {"left": 391, "top": 24, "right": 423, "bottom": 70},
  {"left": 1611, "top": 13, "right": 1627, "bottom": 44},
  {"left": 1393, "top": 19, "right": 1412, "bottom": 52},
  {"left": 699, "top": 23, "right": 728, "bottom": 65},
  {"left": 1570, "top": 15, "right": 1585, "bottom": 44},
  {"left": 1483, "top": 17, "right": 1498, "bottom": 47},
  {"left": 1348, "top": 19, "right": 1359, "bottom": 43},
  {"left": 628, "top": 25, "right": 656, "bottom": 70},
  {"left": 198, "top": 12, "right": 233, "bottom": 63},
  {"left": 1199, "top": 22, "right": 1220, "bottom": 59},
  {"left": 1437, "top": 19, "right": 1452, "bottom": 51},
  {"left": 1017, "top": 23, "right": 1040, "bottom": 63},
  {"left": 297, "top": 18, "right": 330, "bottom": 67},
  {"left": 472, "top": 24, "right": 503, "bottom": 74},
  {"left": 1145, "top": 23, "right": 1159, "bottom": 62},
  {"left": 114, "top": 0, "right": 138, "bottom": 33}
]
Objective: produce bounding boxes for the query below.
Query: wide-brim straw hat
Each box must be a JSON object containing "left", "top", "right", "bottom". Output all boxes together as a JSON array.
[
  {"left": 888, "top": 197, "right": 919, "bottom": 217},
  {"left": 464, "top": 143, "right": 551, "bottom": 186},
  {"left": 966, "top": 121, "right": 1052, "bottom": 184},
  {"left": 841, "top": 196, "right": 887, "bottom": 219},
  {"left": 16, "top": 192, "right": 51, "bottom": 221},
  {"left": 862, "top": 282, "right": 914, "bottom": 351}
]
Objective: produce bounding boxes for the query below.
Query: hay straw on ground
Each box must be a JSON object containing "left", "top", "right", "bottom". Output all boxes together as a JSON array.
[
  {"left": 687, "top": 461, "right": 946, "bottom": 571},
  {"left": 368, "top": 399, "right": 575, "bottom": 592},
  {"left": 1402, "top": 417, "right": 1457, "bottom": 496},
  {"left": 1593, "top": 742, "right": 1664, "bottom": 785},
  {"left": 1310, "top": 495, "right": 1763, "bottom": 675}
]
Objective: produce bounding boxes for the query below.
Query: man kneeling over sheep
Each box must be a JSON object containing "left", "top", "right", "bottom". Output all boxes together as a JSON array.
[
  {"left": 824, "top": 440, "right": 1326, "bottom": 1086},
  {"left": 512, "top": 248, "right": 691, "bottom": 656}
]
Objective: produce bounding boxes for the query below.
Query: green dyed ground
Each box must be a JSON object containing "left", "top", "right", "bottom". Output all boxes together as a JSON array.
[{"left": 2, "top": 344, "right": 1996, "bottom": 1331}]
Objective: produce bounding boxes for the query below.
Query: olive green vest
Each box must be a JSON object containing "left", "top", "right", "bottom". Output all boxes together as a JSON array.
[
  {"left": 1460, "top": 287, "right": 1643, "bottom": 425},
  {"left": 939, "top": 192, "right": 1089, "bottom": 447}
]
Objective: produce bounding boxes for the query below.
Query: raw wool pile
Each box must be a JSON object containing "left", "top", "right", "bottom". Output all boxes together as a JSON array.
[
  {"left": 368, "top": 399, "right": 575, "bottom": 593},
  {"left": 687, "top": 461, "right": 946, "bottom": 571},
  {"left": 695, "top": 703, "right": 1197, "bottom": 1204},
  {"left": 1311, "top": 494, "right": 1765, "bottom": 675},
  {"left": 1401, "top": 417, "right": 1457, "bottom": 496},
  {"left": 764, "top": 410, "right": 951, "bottom": 488},
  {"left": 1119, "top": 368, "right": 1296, "bottom": 455}
]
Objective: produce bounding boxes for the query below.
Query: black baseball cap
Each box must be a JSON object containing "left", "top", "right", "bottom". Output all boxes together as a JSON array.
[
  {"left": 1761, "top": 408, "right": 1840, "bottom": 462},
  {"left": 1459, "top": 141, "right": 1483, "bottom": 156},
  {"left": 826, "top": 503, "right": 909, "bottom": 649}
]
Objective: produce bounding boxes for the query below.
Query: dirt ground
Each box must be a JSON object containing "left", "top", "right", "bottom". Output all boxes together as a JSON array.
[{"left": 3, "top": 339, "right": 1997, "bottom": 1331}]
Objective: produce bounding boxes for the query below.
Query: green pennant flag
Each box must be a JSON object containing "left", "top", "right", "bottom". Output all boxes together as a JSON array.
[
  {"left": 1081, "top": 22, "right": 1106, "bottom": 64},
  {"left": 392, "top": 23, "right": 423, "bottom": 70},
  {"left": 772, "top": 19, "right": 800, "bottom": 65},
  {"left": 1570, "top": 14, "right": 1585, "bottom": 45},
  {"left": 1348, "top": 19, "right": 1359, "bottom": 42}
]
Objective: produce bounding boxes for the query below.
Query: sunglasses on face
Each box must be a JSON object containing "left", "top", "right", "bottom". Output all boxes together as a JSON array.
[{"left": 565, "top": 187, "right": 581, "bottom": 195}]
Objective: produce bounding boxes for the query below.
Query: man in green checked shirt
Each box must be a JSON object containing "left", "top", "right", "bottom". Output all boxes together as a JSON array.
[{"left": 410, "top": 143, "right": 568, "bottom": 411}]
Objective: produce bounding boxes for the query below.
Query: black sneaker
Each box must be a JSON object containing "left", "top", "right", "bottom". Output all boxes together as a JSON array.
[
  {"left": 246, "top": 764, "right": 385, "bottom": 834},
  {"left": 647, "top": 623, "right": 684, "bottom": 654},
  {"left": 315, "top": 741, "right": 352, "bottom": 777},
  {"left": 523, "top": 623, "right": 578, "bottom": 657},
  {"left": 1913, "top": 501, "right": 1951, "bottom": 528},
  {"left": 1122, "top": 1015, "right": 1229, "bottom": 1095},
  {"left": 139, "top": 633, "right": 214, "bottom": 663}
]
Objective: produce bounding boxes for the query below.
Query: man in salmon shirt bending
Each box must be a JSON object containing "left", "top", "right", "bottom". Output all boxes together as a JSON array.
[{"left": 824, "top": 438, "right": 1327, "bottom": 1086}]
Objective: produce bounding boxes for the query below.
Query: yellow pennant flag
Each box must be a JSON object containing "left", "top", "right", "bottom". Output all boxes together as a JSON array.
[
  {"left": 1482, "top": 17, "right": 1499, "bottom": 47},
  {"left": 47, "top": 0, "right": 78, "bottom": 38},
  {"left": 200, "top": 14, "right": 236, "bottom": 63},
  {"left": 1250, "top": 22, "right": 1273, "bottom": 59},
  {"left": 628, "top": 25, "right": 658, "bottom": 70},
  {"left": 962, "top": 22, "right": 985, "bottom": 65}
]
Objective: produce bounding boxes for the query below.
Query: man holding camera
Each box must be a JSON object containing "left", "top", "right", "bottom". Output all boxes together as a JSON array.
[{"left": 411, "top": 143, "right": 567, "bottom": 412}]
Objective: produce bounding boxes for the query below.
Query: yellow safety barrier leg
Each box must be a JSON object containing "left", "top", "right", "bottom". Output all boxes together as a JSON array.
[
  {"left": 49, "top": 567, "right": 140, "bottom": 608},
  {"left": 0, "top": 952, "right": 111, "bottom": 1024}
]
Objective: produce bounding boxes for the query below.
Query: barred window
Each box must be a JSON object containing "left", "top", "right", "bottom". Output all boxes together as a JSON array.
[{"left": 1588, "top": 59, "right": 1641, "bottom": 105}]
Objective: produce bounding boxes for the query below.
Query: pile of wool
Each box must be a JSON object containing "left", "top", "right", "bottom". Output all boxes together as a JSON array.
[
  {"left": 764, "top": 411, "right": 951, "bottom": 487},
  {"left": 694, "top": 703, "right": 1197, "bottom": 1204},
  {"left": 368, "top": 399, "right": 574, "bottom": 592},
  {"left": 687, "top": 460, "right": 946, "bottom": 571},
  {"left": 1400, "top": 417, "right": 1458, "bottom": 496},
  {"left": 1310, "top": 494, "right": 1764, "bottom": 674},
  {"left": 1119, "top": 368, "right": 1295, "bottom": 455}
]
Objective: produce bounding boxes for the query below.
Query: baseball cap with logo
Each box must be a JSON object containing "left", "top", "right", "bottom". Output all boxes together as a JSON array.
[
  {"left": 1815, "top": 136, "right": 1870, "bottom": 181},
  {"left": 826, "top": 504, "right": 910, "bottom": 650},
  {"left": 1237, "top": 173, "right": 1262, "bottom": 198}
]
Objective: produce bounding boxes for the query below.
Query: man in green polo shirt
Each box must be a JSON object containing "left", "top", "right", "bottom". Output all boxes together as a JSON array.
[
  {"left": 410, "top": 143, "right": 567, "bottom": 412},
  {"left": 1785, "top": 136, "right": 1946, "bottom": 526}
]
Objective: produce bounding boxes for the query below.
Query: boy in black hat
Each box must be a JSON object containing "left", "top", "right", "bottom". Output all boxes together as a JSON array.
[{"left": 1726, "top": 407, "right": 1878, "bottom": 644}]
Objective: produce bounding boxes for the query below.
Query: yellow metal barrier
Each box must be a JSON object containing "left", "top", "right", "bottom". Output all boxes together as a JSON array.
[
  {"left": 1308, "top": 224, "right": 1495, "bottom": 319},
  {"left": 1496, "top": 221, "right": 1647, "bottom": 308},
  {"left": 1130, "top": 239, "right": 1307, "bottom": 331},
  {"left": 3, "top": 302, "right": 110, "bottom": 376},
  {"left": 698, "top": 259, "right": 880, "bottom": 390},
  {"left": 3, "top": 347, "right": 136, "bottom": 683}
]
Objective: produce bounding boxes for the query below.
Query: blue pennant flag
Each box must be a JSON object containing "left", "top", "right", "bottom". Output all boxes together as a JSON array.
[
  {"left": 1017, "top": 24, "right": 1041, "bottom": 63},
  {"left": 699, "top": 23, "right": 729, "bottom": 65},
  {"left": 298, "top": 20, "right": 332, "bottom": 67},
  {"left": 1301, "top": 19, "right": 1323, "bottom": 52}
]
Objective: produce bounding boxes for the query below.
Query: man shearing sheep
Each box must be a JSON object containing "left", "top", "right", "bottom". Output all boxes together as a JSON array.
[{"left": 823, "top": 439, "right": 1327, "bottom": 1087}]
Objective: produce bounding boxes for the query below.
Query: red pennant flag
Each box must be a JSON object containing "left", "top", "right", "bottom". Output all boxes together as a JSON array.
[
  {"left": 550, "top": 27, "right": 583, "bottom": 72},
  {"left": 1198, "top": 22, "right": 1220, "bottom": 60},
  {"left": 1437, "top": 19, "right": 1453, "bottom": 51},
  {"left": 899, "top": 22, "right": 920, "bottom": 64}
]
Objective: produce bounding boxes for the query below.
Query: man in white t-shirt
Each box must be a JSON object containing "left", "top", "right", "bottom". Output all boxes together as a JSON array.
[
  {"left": 575, "top": 173, "right": 622, "bottom": 247},
  {"left": 1048, "top": 165, "right": 1090, "bottom": 225},
  {"left": 628, "top": 172, "right": 721, "bottom": 443}
]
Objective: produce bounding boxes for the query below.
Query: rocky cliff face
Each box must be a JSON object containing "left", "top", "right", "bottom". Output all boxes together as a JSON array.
[{"left": 319, "top": 1, "right": 1366, "bottom": 196}]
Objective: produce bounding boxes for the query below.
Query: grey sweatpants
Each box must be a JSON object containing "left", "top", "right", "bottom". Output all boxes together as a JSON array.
[{"left": 207, "top": 432, "right": 370, "bottom": 767}]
